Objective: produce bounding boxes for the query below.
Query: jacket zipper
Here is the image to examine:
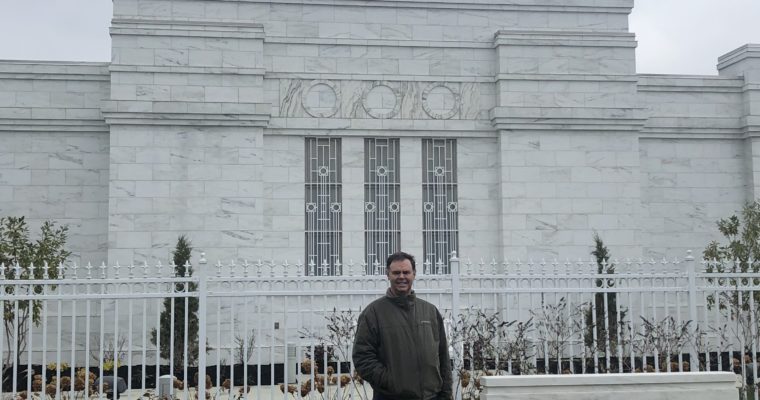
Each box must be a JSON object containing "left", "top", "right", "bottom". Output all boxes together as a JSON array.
[{"left": 412, "top": 300, "right": 425, "bottom": 399}]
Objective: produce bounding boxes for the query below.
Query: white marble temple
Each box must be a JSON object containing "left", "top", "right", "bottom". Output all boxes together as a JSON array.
[{"left": 1, "top": 1, "right": 760, "bottom": 263}]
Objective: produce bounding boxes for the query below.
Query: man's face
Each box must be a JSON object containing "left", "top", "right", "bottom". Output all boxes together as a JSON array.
[{"left": 387, "top": 258, "right": 415, "bottom": 296}]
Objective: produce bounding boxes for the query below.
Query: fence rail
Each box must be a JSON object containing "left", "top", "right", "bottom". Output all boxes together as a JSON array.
[{"left": 1, "top": 252, "right": 758, "bottom": 400}]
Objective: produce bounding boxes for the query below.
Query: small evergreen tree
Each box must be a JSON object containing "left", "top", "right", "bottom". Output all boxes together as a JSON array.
[
  {"left": 0, "top": 217, "right": 70, "bottom": 385},
  {"left": 150, "top": 235, "right": 199, "bottom": 369},
  {"left": 584, "top": 233, "right": 625, "bottom": 360}
]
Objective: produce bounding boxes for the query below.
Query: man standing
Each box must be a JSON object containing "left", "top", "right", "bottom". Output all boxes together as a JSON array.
[{"left": 352, "top": 252, "right": 452, "bottom": 400}]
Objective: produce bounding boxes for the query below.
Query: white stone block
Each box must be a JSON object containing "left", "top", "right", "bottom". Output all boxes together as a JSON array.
[
  {"left": 381, "top": 24, "right": 412, "bottom": 40},
  {"left": 319, "top": 22, "right": 350, "bottom": 38},
  {"left": 505, "top": 58, "right": 540, "bottom": 74},
  {"left": 272, "top": 56, "right": 304, "bottom": 73},
  {"left": 65, "top": 170, "right": 101, "bottom": 186},
  {"left": 188, "top": 165, "right": 221, "bottom": 181},
  {"left": 204, "top": 214, "right": 238, "bottom": 230},
  {"left": 350, "top": 23, "right": 381, "bottom": 39},
  {"left": 397, "top": 9, "right": 427, "bottom": 25},
  {"left": 204, "top": 2, "right": 237, "bottom": 19},
  {"left": 171, "top": 181, "right": 204, "bottom": 197},
  {"left": 337, "top": 58, "right": 368, "bottom": 74},
  {"left": 335, "top": 6, "right": 366, "bottom": 23},
  {"left": 136, "top": 85, "right": 171, "bottom": 101},
  {"left": 270, "top": 3, "right": 302, "bottom": 20},
  {"left": 31, "top": 108, "right": 66, "bottom": 119},
  {"left": 113, "top": 197, "right": 153, "bottom": 214},
  {"left": 114, "top": 231, "right": 151, "bottom": 249},
  {"left": 572, "top": 199, "right": 603, "bottom": 214},
  {"left": 117, "top": 164, "right": 153, "bottom": 180},
  {"left": 539, "top": 199, "right": 573, "bottom": 214},
  {"left": 171, "top": 1, "right": 204, "bottom": 18},
  {"left": 13, "top": 186, "right": 48, "bottom": 202},
  {"left": 110, "top": 181, "right": 135, "bottom": 198},
  {"left": 272, "top": 216, "right": 302, "bottom": 232},
  {"left": 525, "top": 182, "right": 556, "bottom": 198},
  {"left": 222, "top": 51, "right": 257, "bottom": 68},
  {"left": 399, "top": 59, "right": 429, "bottom": 75},
  {"left": 302, "top": 5, "right": 333, "bottom": 22},
  {"left": 305, "top": 57, "right": 337, "bottom": 73},
  {"left": 170, "top": 86, "right": 204, "bottom": 102},
  {"left": 458, "top": 11, "right": 489, "bottom": 26},
  {"left": 135, "top": 181, "right": 171, "bottom": 198},
  {"left": 152, "top": 197, "right": 187, "bottom": 214},
  {"left": 65, "top": 202, "right": 101, "bottom": 218},
  {"left": 16, "top": 92, "right": 51, "bottom": 107},
  {"left": 509, "top": 167, "right": 540, "bottom": 182},
  {"left": 205, "top": 86, "right": 238, "bottom": 103},
  {"left": 133, "top": 214, "right": 169, "bottom": 231},
  {"left": 287, "top": 22, "right": 319, "bottom": 37},
  {"left": 189, "top": 50, "right": 223, "bottom": 67},
  {"left": 170, "top": 215, "right": 205, "bottom": 230},
  {"left": 118, "top": 48, "right": 155, "bottom": 66},
  {"left": 364, "top": 58, "right": 397, "bottom": 74}
]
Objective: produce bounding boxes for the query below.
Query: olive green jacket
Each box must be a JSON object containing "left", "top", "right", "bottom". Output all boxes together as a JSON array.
[{"left": 352, "top": 290, "right": 452, "bottom": 400}]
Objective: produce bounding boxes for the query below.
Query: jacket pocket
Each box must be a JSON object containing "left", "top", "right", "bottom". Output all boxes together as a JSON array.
[{"left": 417, "top": 320, "right": 443, "bottom": 392}]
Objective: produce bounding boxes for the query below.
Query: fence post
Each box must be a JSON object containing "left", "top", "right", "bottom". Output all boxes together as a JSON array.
[
  {"left": 197, "top": 253, "right": 208, "bottom": 399},
  {"left": 685, "top": 250, "right": 699, "bottom": 372},
  {"left": 450, "top": 251, "right": 460, "bottom": 322},
  {"left": 450, "top": 251, "right": 461, "bottom": 400}
]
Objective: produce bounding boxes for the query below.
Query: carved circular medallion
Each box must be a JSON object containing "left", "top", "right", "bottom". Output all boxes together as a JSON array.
[
  {"left": 422, "top": 82, "right": 459, "bottom": 120},
  {"left": 362, "top": 82, "right": 400, "bottom": 119},
  {"left": 302, "top": 80, "right": 339, "bottom": 118}
]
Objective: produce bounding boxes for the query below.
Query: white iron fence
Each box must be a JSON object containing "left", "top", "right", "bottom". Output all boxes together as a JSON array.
[{"left": 0, "top": 252, "right": 758, "bottom": 400}]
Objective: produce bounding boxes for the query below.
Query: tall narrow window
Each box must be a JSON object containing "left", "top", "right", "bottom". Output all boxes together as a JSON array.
[
  {"left": 422, "top": 139, "right": 458, "bottom": 274},
  {"left": 364, "top": 138, "right": 401, "bottom": 274},
  {"left": 305, "top": 138, "right": 342, "bottom": 275}
]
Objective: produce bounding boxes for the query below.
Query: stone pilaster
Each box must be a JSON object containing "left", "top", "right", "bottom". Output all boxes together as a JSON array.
[
  {"left": 719, "top": 45, "right": 760, "bottom": 200},
  {"left": 493, "top": 28, "right": 647, "bottom": 259},
  {"left": 341, "top": 137, "right": 365, "bottom": 264},
  {"left": 105, "top": 0, "right": 271, "bottom": 264}
]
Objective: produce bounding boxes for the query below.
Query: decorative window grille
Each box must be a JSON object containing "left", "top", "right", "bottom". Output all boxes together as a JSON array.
[
  {"left": 422, "top": 139, "right": 458, "bottom": 274},
  {"left": 305, "top": 138, "right": 342, "bottom": 275},
  {"left": 364, "top": 138, "right": 401, "bottom": 274}
]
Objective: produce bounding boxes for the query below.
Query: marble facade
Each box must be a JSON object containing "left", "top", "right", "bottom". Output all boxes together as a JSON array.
[{"left": 0, "top": 0, "right": 759, "bottom": 265}]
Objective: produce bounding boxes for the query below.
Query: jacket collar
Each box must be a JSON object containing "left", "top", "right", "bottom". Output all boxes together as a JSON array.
[{"left": 386, "top": 288, "right": 416, "bottom": 308}]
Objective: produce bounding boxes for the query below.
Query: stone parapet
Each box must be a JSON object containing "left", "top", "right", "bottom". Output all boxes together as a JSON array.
[
  {"left": 491, "top": 106, "right": 646, "bottom": 132},
  {"left": 101, "top": 100, "right": 270, "bottom": 126},
  {"left": 0, "top": 61, "right": 110, "bottom": 132}
]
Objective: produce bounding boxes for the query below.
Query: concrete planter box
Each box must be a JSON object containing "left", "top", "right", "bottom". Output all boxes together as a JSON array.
[{"left": 481, "top": 372, "right": 739, "bottom": 400}]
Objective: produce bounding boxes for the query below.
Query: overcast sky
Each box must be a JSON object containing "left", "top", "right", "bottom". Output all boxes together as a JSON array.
[{"left": 0, "top": 0, "right": 758, "bottom": 76}]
